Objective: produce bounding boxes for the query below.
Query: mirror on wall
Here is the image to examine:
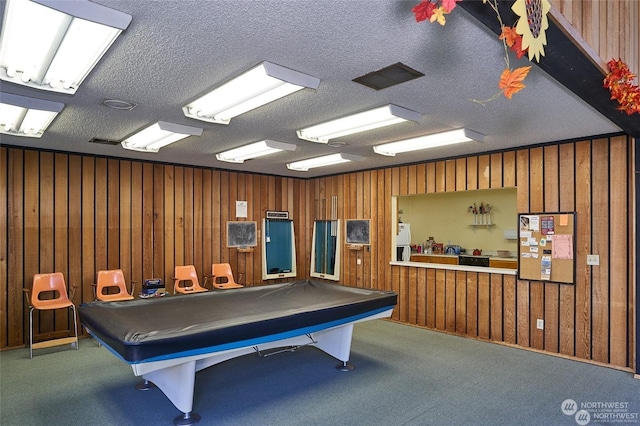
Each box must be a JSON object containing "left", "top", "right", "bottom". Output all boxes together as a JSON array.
[
  {"left": 262, "top": 218, "right": 297, "bottom": 280},
  {"left": 310, "top": 220, "right": 341, "bottom": 281}
]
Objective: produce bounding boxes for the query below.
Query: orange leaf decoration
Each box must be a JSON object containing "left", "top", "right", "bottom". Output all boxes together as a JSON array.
[
  {"left": 499, "top": 26, "right": 519, "bottom": 47},
  {"left": 499, "top": 66, "right": 531, "bottom": 99}
]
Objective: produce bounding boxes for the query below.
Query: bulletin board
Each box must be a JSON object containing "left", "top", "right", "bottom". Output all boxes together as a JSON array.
[{"left": 517, "top": 212, "right": 576, "bottom": 284}]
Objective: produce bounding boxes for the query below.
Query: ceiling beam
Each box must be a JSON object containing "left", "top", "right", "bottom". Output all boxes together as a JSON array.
[{"left": 459, "top": 0, "right": 640, "bottom": 137}]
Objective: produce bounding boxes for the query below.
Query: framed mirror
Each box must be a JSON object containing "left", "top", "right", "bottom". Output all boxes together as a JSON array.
[
  {"left": 310, "top": 219, "right": 341, "bottom": 281},
  {"left": 262, "top": 218, "right": 297, "bottom": 280}
]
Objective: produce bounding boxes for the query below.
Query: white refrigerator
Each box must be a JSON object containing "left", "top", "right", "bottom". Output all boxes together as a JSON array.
[{"left": 396, "top": 223, "right": 411, "bottom": 261}]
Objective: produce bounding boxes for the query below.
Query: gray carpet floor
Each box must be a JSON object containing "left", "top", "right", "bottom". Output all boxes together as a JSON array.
[{"left": 1, "top": 319, "right": 639, "bottom": 426}]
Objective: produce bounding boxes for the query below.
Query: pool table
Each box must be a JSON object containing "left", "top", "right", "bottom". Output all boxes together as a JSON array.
[{"left": 79, "top": 279, "right": 397, "bottom": 425}]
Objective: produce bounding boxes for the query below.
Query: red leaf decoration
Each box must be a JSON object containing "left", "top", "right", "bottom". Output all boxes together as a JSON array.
[{"left": 412, "top": 1, "right": 436, "bottom": 22}]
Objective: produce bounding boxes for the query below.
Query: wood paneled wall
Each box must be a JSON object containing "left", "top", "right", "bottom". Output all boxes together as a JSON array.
[
  {"left": 310, "top": 135, "right": 634, "bottom": 370},
  {"left": 0, "top": 134, "right": 635, "bottom": 371},
  {"left": 0, "top": 149, "right": 312, "bottom": 348},
  {"left": 553, "top": 0, "right": 639, "bottom": 75}
]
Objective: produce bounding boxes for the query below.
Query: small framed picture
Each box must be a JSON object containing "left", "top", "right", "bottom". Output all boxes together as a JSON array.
[
  {"left": 346, "top": 219, "right": 370, "bottom": 245},
  {"left": 227, "top": 221, "right": 257, "bottom": 247}
]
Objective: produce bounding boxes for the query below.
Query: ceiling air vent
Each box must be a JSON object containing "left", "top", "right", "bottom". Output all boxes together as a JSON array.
[
  {"left": 352, "top": 62, "right": 424, "bottom": 90},
  {"left": 89, "top": 138, "right": 120, "bottom": 145}
]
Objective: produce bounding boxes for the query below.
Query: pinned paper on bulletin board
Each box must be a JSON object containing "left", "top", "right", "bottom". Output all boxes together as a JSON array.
[
  {"left": 541, "top": 216, "right": 554, "bottom": 235},
  {"left": 552, "top": 234, "right": 573, "bottom": 259},
  {"left": 541, "top": 256, "right": 551, "bottom": 280},
  {"left": 518, "top": 212, "right": 575, "bottom": 284}
]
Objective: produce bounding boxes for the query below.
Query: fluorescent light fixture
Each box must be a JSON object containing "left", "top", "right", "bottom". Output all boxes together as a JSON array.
[
  {"left": 0, "top": 92, "right": 63, "bottom": 137},
  {"left": 287, "top": 153, "right": 363, "bottom": 172},
  {"left": 121, "top": 121, "right": 203, "bottom": 153},
  {"left": 0, "top": 0, "right": 132, "bottom": 94},
  {"left": 216, "top": 140, "right": 297, "bottom": 164},
  {"left": 373, "top": 128, "right": 484, "bottom": 156},
  {"left": 296, "top": 104, "right": 421, "bottom": 143},
  {"left": 183, "top": 62, "right": 320, "bottom": 125}
]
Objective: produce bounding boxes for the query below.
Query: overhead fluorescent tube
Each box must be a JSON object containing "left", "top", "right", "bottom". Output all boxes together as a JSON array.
[
  {"left": 296, "top": 104, "right": 421, "bottom": 143},
  {"left": 287, "top": 153, "right": 363, "bottom": 172},
  {"left": 183, "top": 62, "right": 320, "bottom": 125},
  {"left": 216, "top": 140, "right": 297, "bottom": 164},
  {"left": 121, "top": 121, "right": 203, "bottom": 153},
  {"left": 0, "top": 0, "right": 132, "bottom": 95},
  {"left": 373, "top": 128, "right": 484, "bottom": 156},
  {"left": 0, "top": 92, "right": 63, "bottom": 137}
]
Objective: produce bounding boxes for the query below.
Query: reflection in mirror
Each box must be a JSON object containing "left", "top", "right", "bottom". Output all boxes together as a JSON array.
[
  {"left": 310, "top": 220, "right": 341, "bottom": 281},
  {"left": 262, "top": 219, "right": 297, "bottom": 280}
]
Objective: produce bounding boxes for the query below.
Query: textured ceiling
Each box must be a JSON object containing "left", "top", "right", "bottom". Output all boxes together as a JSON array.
[{"left": 0, "top": 0, "right": 621, "bottom": 178}]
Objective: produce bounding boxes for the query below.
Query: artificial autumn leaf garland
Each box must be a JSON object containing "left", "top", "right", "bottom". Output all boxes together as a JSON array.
[
  {"left": 412, "top": 0, "right": 548, "bottom": 103},
  {"left": 413, "top": 0, "right": 640, "bottom": 116},
  {"left": 603, "top": 59, "right": 640, "bottom": 116}
]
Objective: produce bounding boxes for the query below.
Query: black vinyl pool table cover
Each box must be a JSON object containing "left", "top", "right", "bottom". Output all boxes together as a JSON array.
[{"left": 79, "top": 279, "right": 397, "bottom": 363}]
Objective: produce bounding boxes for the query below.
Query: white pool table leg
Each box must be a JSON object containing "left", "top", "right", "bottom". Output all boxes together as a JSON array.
[
  {"left": 313, "top": 323, "right": 355, "bottom": 370},
  {"left": 142, "top": 359, "right": 201, "bottom": 425}
]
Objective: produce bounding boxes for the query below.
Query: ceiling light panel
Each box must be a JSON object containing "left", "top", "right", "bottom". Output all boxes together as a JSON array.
[
  {"left": 0, "top": 0, "right": 132, "bottom": 94},
  {"left": 296, "top": 104, "right": 421, "bottom": 143},
  {"left": 0, "top": 92, "right": 63, "bottom": 137},
  {"left": 121, "top": 121, "right": 203, "bottom": 153},
  {"left": 287, "top": 153, "right": 363, "bottom": 172},
  {"left": 183, "top": 62, "right": 320, "bottom": 125},
  {"left": 216, "top": 140, "right": 297, "bottom": 164},
  {"left": 373, "top": 128, "right": 484, "bottom": 156}
]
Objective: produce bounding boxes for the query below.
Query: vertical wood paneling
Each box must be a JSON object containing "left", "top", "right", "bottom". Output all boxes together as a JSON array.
[
  {"left": 455, "top": 271, "right": 467, "bottom": 333},
  {"left": 141, "top": 163, "right": 154, "bottom": 288},
  {"left": 152, "top": 165, "right": 164, "bottom": 278},
  {"left": 53, "top": 154, "right": 69, "bottom": 332},
  {"left": 445, "top": 160, "right": 456, "bottom": 192},
  {"left": 435, "top": 269, "right": 446, "bottom": 330},
  {"left": 95, "top": 159, "right": 108, "bottom": 274},
  {"left": 24, "top": 152, "right": 40, "bottom": 335},
  {"left": 543, "top": 146, "right": 560, "bottom": 354},
  {"left": 478, "top": 155, "right": 490, "bottom": 189},
  {"left": 558, "top": 143, "right": 576, "bottom": 357},
  {"left": 119, "top": 161, "right": 131, "bottom": 283},
  {"left": 107, "top": 159, "right": 120, "bottom": 270},
  {"left": 478, "top": 272, "right": 490, "bottom": 339},
  {"left": 609, "top": 135, "right": 628, "bottom": 367},
  {"left": 130, "top": 162, "right": 143, "bottom": 288},
  {"left": 68, "top": 156, "right": 82, "bottom": 307},
  {"left": 426, "top": 268, "right": 436, "bottom": 328},
  {"left": 490, "top": 153, "right": 502, "bottom": 188},
  {"left": 575, "top": 141, "right": 592, "bottom": 360},
  {"left": 81, "top": 157, "right": 95, "bottom": 303},
  {"left": 490, "top": 274, "right": 503, "bottom": 341},
  {"left": 1, "top": 135, "right": 634, "bottom": 373},
  {"left": 516, "top": 149, "right": 530, "bottom": 347},
  {"left": 591, "top": 139, "right": 610, "bottom": 363},
  {"left": 529, "top": 147, "right": 544, "bottom": 351},
  {"left": 164, "top": 166, "right": 175, "bottom": 284},
  {"left": 466, "top": 156, "right": 478, "bottom": 190},
  {"left": 503, "top": 275, "right": 517, "bottom": 344},
  {"left": 456, "top": 158, "right": 466, "bottom": 191},
  {"left": 466, "top": 272, "right": 478, "bottom": 337}
]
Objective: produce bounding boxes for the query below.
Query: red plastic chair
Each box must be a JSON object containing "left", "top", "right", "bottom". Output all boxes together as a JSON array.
[
  {"left": 172, "top": 265, "right": 208, "bottom": 295},
  {"left": 23, "top": 272, "right": 78, "bottom": 358}
]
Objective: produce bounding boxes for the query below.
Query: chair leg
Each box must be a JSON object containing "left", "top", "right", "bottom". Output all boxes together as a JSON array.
[
  {"left": 71, "top": 305, "right": 79, "bottom": 351},
  {"left": 29, "top": 307, "right": 34, "bottom": 359}
]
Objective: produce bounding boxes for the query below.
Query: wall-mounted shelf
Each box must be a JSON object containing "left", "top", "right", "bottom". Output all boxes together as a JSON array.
[{"left": 469, "top": 224, "right": 495, "bottom": 228}]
